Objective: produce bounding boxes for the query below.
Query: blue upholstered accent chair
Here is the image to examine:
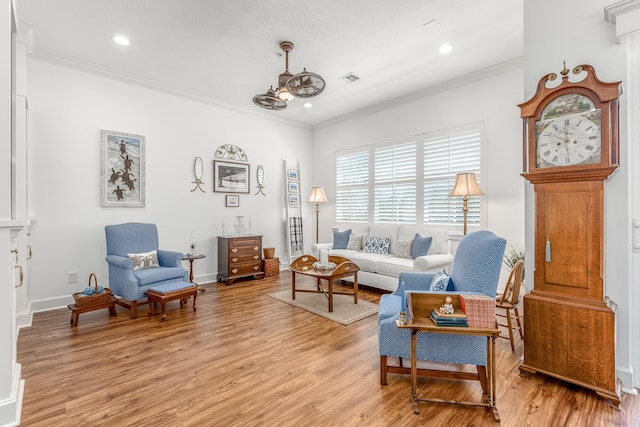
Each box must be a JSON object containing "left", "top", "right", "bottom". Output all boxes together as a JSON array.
[
  {"left": 378, "top": 230, "right": 506, "bottom": 390},
  {"left": 105, "top": 222, "right": 188, "bottom": 318}
]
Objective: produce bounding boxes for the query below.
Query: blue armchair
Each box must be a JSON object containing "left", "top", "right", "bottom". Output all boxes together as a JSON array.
[
  {"left": 378, "top": 230, "right": 506, "bottom": 390},
  {"left": 105, "top": 222, "right": 188, "bottom": 318}
]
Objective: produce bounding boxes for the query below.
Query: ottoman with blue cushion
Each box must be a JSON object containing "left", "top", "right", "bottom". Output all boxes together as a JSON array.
[{"left": 145, "top": 281, "right": 197, "bottom": 321}]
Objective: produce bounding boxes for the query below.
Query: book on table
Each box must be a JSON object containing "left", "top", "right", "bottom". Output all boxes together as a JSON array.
[{"left": 430, "top": 309, "right": 468, "bottom": 327}]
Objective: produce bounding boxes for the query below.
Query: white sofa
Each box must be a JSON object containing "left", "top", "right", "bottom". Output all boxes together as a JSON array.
[{"left": 311, "top": 222, "right": 454, "bottom": 292}]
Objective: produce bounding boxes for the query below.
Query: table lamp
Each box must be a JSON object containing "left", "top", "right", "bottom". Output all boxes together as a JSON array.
[
  {"left": 307, "top": 187, "right": 328, "bottom": 243},
  {"left": 449, "top": 173, "right": 484, "bottom": 235}
]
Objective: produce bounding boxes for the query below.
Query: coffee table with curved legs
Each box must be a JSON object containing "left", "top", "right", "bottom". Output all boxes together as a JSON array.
[{"left": 290, "top": 255, "right": 359, "bottom": 313}]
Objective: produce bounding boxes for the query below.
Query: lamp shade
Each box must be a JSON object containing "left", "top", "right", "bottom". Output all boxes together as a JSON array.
[
  {"left": 449, "top": 173, "right": 484, "bottom": 197},
  {"left": 307, "top": 187, "right": 328, "bottom": 203}
]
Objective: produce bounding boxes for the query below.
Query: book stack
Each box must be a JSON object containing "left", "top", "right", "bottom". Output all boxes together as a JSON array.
[
  {"left": 459, "top": 294, "right": 496, "bottom": 328},
  {"left": 430, "top": 309, "right": 468, "bottom": 327}
]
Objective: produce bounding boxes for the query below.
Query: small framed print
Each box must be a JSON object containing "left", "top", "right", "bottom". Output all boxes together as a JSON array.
[
  {"left": 287, "top": 169, "right": 299, "bottom": 181},
  {"left": 287, "top": 181, "right": 299, "bottom": 193},
  {"left": 288, "top": 194, "right": 300, "bottom": 206},
  {"left": 225, "top": 195, "right": 239, "bottom": 207}
]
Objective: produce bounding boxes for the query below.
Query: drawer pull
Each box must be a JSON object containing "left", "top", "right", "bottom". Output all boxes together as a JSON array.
[
  {"left": 231, "top": 248, "right": 238, "bottom": 253},
  {"left": 232, "top": 257, "right": 238, "bottom": 262},
  {"left": 253, "top": 265, "right": 259, "bottom": 271},
  {"left": 232, "top": 268, "right": 238, "bottom": 274},
  {"left": 253, "top": 255, "right": 259, "bottom": 260},
  {"left": 253, "top": 246, "right": 259, "bottom": 251}
]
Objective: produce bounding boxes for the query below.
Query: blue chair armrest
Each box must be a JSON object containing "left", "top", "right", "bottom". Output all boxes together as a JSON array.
[
  {"left": 106, "top": 254, "right": 133, "bottom": 269},
  {"left": 395, "top": 272, "right": 436, "bottom": 295},
  {"left": 157, "top": 249, "right": 183, "bottom": 267}
]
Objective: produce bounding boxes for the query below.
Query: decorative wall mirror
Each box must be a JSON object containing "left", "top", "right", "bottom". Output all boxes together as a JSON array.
[
  {"left": 191, "top": 156, "right": 205, "bottom": 192},
  {"left": 255, "top": 165, "right": 266, "bottom": 196}
]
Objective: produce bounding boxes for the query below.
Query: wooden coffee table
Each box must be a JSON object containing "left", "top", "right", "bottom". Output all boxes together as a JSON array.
[{"left": 290, "top": 255, "right": 359, "bottom": 312}]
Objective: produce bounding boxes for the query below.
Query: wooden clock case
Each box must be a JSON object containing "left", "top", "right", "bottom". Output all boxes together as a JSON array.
[{"left": 519, "top": 64, "right": 622, "bottom": 407}]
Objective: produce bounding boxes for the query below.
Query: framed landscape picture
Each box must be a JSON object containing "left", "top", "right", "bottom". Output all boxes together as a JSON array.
[
  {"left": 288, "top": 193, "right": 300, "bottom": 206},
  {"left": 100, "top": 129, "right": 145, "bottom": 207},
  {"left": 287, "top": 169, "right": 299, "bottom": 181},
  {"left": 214, "top": 160, "right": 250, "bottom": 193},
  {"left": 288, "top": 181, "right": 299, "bottom": 193}
]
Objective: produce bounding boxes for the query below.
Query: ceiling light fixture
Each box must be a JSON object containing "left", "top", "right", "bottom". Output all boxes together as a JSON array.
[
  {"left": 439, "top": 43, "right": 453, "bottom": 54},
  {"left": 113, "top": 35, "right": 130, "bottom": 46},
  {"left": 253, "top": 41, "right": 326, "bottom": 111}
]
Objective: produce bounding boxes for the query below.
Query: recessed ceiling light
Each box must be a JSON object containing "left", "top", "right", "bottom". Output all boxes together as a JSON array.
[
  {"left": 113, "top": 35, "right": 130, "bottom": 46},
  {"left": 438, "top": 43, "right": 453, "bottom": 54},
  {"left": 304, "top": 102, "right": 313, "bottom": 108}
]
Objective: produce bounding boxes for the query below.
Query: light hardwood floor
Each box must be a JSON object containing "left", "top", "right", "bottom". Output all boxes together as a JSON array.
[{"left": 17, "top": 274, "right": 640, "bottom": 426}]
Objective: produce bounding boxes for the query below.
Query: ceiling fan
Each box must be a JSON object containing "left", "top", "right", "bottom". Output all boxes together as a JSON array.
[{"left": 252, "top": 41, "right": 326, "bottom": 111}]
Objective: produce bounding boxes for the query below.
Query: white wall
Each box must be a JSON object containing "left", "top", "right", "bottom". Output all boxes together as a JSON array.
[
  {"left": 26, "top": 58, "right": 314, "bottom": 308},
  {"left": 523, "top": 0, "right": 634, "bottom": 391},
  {"left": 311, "top": 61, "right": 526, "bottom": 285}
]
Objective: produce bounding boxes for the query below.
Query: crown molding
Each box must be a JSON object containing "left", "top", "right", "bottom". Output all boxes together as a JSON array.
[
  {"left": 605, "top": 0, "right": 640, "bottom": 23},
  {"left": 605, "top": 0, "right": 640, "bottom": 39}
]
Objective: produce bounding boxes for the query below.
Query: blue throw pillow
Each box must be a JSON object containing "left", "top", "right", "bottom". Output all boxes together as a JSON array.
[
  {"left": 333, "top": 229, "right": 352, "bottom": 249},
  {"left": 411, "top": 233, "right": 432, "bottom": 259},
  {"left": 429, "top": 268, "right": 450, "bottom": 291}
]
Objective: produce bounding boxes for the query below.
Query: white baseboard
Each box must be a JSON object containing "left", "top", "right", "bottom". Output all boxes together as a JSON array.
[
  {"left": 617, "top": 366, "right": 637, "bottom": 395},
  {"left": 0, "top": 363, "right": 24, "bottom": 427}
]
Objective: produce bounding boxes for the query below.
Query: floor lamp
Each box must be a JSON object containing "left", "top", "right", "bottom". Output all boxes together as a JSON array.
[
  {"left": 449, "top": 173, "right": 484, "bottom": 235},
  {"left": 307, "top": 187, "right": 328, "bottom": 243}
]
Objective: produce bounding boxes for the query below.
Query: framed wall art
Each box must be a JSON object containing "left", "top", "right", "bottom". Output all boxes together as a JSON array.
[
  {"left": 288, "top": 193, "right": 300, "bottom": 206},
  {"left": 225, "top": 195, "right": 240, "bottom": 207},
  {"left": 214, "top": 160, "right": 250, "bottom": 194},
  {"left": 287, "top": 169, "right": 299, "bottom": 180},
  {"left": 100, "top": 129, "right": 145, "bottom": 207},
  {"left": 287, "top": 181, "right": 299, "bottom": 193}
]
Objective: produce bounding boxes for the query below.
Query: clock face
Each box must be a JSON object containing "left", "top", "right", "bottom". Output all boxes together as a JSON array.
[{"left": 535, "top": 93, "right": 602, "bottom": 169}]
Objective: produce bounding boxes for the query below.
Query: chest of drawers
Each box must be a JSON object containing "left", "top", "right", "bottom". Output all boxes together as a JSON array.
[{"left": 217, "top": 235, "right": 264, "bottom": 285}]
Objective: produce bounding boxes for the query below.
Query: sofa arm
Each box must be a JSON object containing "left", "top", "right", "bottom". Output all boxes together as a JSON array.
[
  {"left": 311, "top": 242, "right": 333, "bottom": 257},
  {"left": 157, "top": 249, "right": 183, "bottom": 267},
  {"left": 413, "top": 253, "right": 454, "bottom": 272}
]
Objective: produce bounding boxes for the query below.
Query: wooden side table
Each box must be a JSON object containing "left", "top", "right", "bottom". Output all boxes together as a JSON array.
[
  {"left": 182, "top": 253, "right": 206, "bottom": 291},
  {"left": 67, "top": 296, "right": 118, "bottom": 326},
  {"left": 396, "top": 293, "right": 501, "bottom": 421}
]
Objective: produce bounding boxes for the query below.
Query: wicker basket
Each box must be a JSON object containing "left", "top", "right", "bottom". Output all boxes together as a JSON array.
[
  {"left": 72, "top": 273, "right": 112, "bottom": 307},
  {"left": 263, "top": 247, "right": 276, "bottom": 259},
  {"left": 263, "top": 257, "right": 280, "bottom": 277}
]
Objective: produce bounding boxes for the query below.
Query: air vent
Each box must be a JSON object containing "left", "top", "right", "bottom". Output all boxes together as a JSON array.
[{"left": 339, "top": 72, "right": 360, "bottom": 83}]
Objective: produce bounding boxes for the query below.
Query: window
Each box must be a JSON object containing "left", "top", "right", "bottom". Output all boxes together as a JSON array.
[
  {"left": 335, "top": 150, "right": 369, "bottom": 222},
  {"left": 335, "top": 123, "right": 483, "bottom": 228},
  {"left": 374, "top": 141, "right": 416, "bottom": 223},
  {"left": 424, "top": 128, "right": 482, "bottom": 226}
]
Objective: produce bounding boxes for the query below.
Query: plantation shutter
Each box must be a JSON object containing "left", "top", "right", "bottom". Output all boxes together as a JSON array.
[
  {"left": 335, "top": 150, "right": 369, "bottom": 222},
  {"left": 374, "top": 142, "right": 416, "bottom": 223}
]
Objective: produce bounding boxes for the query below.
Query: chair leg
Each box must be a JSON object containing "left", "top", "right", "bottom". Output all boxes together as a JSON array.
[
  {"left": 476, "top": 365, "right": 488, "bottom": 394},
  {"left": 506, "top": 308, "right": 515, "bottom": 352},
  {"left": 130, "top": 300, "right": 138, "bottom": 319},
  {"left": 380, "top": 356, "right": 388, "bottom": 385},
  {"left": 515, "top": 307, "right": 524, "bottom": 338}
]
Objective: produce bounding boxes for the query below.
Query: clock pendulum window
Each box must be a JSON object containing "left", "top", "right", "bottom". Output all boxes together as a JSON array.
[{"left": 518, "top": 63, "right": 622, "bottom": 408}]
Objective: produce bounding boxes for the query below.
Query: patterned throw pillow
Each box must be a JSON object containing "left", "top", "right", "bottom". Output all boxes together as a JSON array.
[
  {"left": 127, "top": 250, "right": 160, "bottom": 271},
  {"left": 429, "top": 268, "right": 450, "bottom": 291},
  {"left": 411, "top": 233, "right": 433, "bottom": 259},
  {"left": 333, "top": 229, "right": 352, "bottom": 249},
  {"left": 364, "top": 236, "right": 391, "bottom": 254},
  {"left": 346, "top": 234, "right": 364, "bottom": 251},
  {"left": 395, "top": 240, "right": 413, "bottom": 258}
]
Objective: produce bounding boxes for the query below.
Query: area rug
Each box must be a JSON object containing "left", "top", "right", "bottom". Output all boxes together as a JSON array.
[{"left": 268, "top": 289, "right": 378, "bottom": 325}]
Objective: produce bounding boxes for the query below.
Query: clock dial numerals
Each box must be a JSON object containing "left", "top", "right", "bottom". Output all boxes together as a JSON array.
[{"left": 536, "top": 113, "right": 601, "bottom": 168}]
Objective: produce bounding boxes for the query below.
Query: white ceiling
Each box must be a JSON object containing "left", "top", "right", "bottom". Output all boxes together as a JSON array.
[{"left": 16, "top": 0, "right": 523, "bottom": 127}]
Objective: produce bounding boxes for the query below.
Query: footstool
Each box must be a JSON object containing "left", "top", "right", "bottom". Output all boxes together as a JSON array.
[{"left": 145, "top": 281, "right": 198, "bottom": 321}]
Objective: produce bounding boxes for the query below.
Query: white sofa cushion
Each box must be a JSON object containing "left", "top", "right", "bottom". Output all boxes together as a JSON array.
[
  {"left": 398, "top": 225, "right": 449, "bottom": 255},
  {"left": 330, "top": 249, "right": 388, "bottom": 273},
  {"left": 375, "top": 256, "right": 414, "bottom": 277}
]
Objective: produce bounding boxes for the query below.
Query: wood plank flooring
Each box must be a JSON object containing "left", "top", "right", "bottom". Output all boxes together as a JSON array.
[{"left": 17, "top": 274, "right": 640, "bottom": 426}]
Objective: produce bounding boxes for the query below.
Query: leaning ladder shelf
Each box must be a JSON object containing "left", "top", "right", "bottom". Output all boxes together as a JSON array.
[{"left": 284, "top": 160, "right": 304, "bottom": 267}]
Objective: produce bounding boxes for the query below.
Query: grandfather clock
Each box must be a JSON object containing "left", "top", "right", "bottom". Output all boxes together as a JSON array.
[{"left": 519, "top": 64, "right": 621, "bottom": 407}]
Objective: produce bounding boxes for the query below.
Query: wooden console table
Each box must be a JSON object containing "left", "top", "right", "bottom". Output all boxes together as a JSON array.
[{"left": 396, "top": 293, "right": 501, "bottom": 421}]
